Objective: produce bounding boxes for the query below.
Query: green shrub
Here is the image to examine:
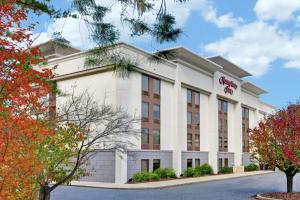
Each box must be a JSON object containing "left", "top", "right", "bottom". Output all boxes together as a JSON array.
[
  {"left": 193, "top": 166, "right": 204, "bottom": 177},
  {"left": 149, "top": 173, "right": 160, "bottom": 181},
  {"left": 165, "top": 168, "right": 176, "bottom": 178},
  {"left": 154, "top": 168, "right": 176, "bottom": 179},
  {"left": 200, "top": 163, "right": 213, "bottom": 175},
  {"left": 183, "top": 167, "right": 195, "bottom": 177},
  {"left": 132, "top": 172, "right": 160, "bottom": 182},
  {"left": 192, "top": 164, "right": 214, "bottom": 177},
  {"left": 219, "top": 166, "right": 233, "bottom": 174},
  {"left": 244, "top": 163, "right": 258, "bottom": 172}
]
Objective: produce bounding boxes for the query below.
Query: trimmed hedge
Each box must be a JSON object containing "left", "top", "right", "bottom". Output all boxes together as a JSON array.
[
  {"left": 184, "top": 167, "right": 195, "bottom": 177},
  {"left": 200, "top": 163, "right": 213, "bottom": 175},
  {"left": 133, "top": 172, "right": 160, "bottom": 182},
  {"left": 132, "top": 168, "right": 177, "bottom": 182},
  {"left": 219, "top": 166, "right": 233, "bottom": 174},
  {"left": 184, "top": 164, "right": 214, "bottom": 177},
  {"left": 244, "top": 163, "right": 259, "bottom": 171},
  {"left": 154, "top": 168, "right": 176, "bottom": 179}
]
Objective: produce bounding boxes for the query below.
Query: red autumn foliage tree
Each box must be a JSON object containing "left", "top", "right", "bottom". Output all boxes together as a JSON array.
[
  {"left": 0, "top": 1, "right": 53, "bottom": 199},
  {"left": 251, "top": 103, "right": 300, "bottom": 193}
]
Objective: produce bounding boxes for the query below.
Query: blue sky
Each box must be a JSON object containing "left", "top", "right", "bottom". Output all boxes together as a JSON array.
[{"left": 32, "top": 0, "right": 300, "bottom": 109}]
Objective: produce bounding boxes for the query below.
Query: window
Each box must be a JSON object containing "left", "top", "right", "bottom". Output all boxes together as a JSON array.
[
  {"left": 223, "top": 101, "right": 228, "bottom": 113},
  {"left": 195, "top": 92, "right": 200, "bottom": 105},
  {"left": 153, "top": 130, "right": 160, "bottom": 144},
  {"left": 194, "top": 113, "right": 200, "bottom": 127},
  {"left": 218, "top": 119, "right": 222, "bottom": 131},
  {"left": 242, "top": 107, "right": 249, "bottom": 120},
  {"left": 218, "top": 137, "right": 222, "bottom": 151},
  {"left": 218, "top": 158, "right": 223, "bottom": 171},
  {"left": 142, "top": 102, "right": 149, "bottom": 119},
  {"left": 224, "top": 158, "right": 229, "bottom": 167},
  {"left": 141, "top": 128, "right": 149, "bottom": 144},
  {"left": 187, "top": 159, "right": 193, "bottom": 168},
  {"left": 153, "top": 104, "right": 160, "bottom": 121},
  {"left": 187, "top": 133, "right": 192, "bottom": 148},
  {"left": 195, "top": 134, "right": 200, "bottom": 148},
  {"left": 153, "top": 159, "right": 160, "bottom": 172},
  {"left": 141, "top": 75, "right": 161, "bottom": 150},
  {"left": 141, "top": 159, "right": 149, "bottom": 172},
  {"left": 187, "top": 112, "right": 192, "bottom": 125},
  {"left": 242, "top": 123, "right": 246, "bottom": 133},
  {"left": 218, "top": 100, "right": 222, "bottom": 112},
  {"left": 242, "top": 107, "right": 250, "bottom": 152},
  {"left": 224, "top": 119, "right": 228, "bottom": 131},
  {"left": 187, "top": 89, "right": 192, "bottom": 104},
  {"left": 153, "top": 79, "right": 160, "bottom": 95},
  {"left": 219, "top": 99, "right": 228, "bottom": 152},
  {"left": 195, "top": 159, "right": 200, "bottom": 167},
  {"left": 142, "top": 75, "right": 149, "bottom": 92}
]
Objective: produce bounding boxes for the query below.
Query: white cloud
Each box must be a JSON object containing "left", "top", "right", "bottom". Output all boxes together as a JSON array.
[
  {"left": 201, "top": 5, "right": 243, "bottom": 28},
  {"left": 254, "top": 0, "right": 300, "bottom": 21},
  {"left": 33, "top": 15, "right": 92, "bottom": 49},
  {"left": 204, "top": 19, "right": 300, "bottom": 76}
]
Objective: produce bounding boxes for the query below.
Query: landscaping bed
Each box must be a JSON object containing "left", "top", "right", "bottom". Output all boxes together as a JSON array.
[
  {"left": 129, "top": 163, "right": 260, "bottom": 184},
  {"left": 257, "top": 193, "right": 300, "bottom": 200}
]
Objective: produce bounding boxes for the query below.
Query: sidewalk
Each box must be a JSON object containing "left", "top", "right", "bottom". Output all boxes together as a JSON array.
[{"left": 70, "top": 170, "right": 273, "bottom": 190}]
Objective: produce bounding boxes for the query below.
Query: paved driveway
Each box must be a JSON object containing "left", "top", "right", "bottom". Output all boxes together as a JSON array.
[{"left": 52, "top": 172, "right": 300, "bottom": 200}]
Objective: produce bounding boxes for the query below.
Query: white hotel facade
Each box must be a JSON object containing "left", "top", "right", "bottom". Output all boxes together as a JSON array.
[{"left": 40, "top": 41, "right": 275, "bottom": 184}]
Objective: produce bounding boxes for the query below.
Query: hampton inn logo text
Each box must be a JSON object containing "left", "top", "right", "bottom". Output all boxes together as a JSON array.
[{"left": 219, "top": 76, "right": 238, "bottom": 95}]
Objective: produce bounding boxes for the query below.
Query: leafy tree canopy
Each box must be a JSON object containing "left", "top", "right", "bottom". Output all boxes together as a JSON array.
[{"left": 251, "top": 103, "right": 300, "bottom": 193}]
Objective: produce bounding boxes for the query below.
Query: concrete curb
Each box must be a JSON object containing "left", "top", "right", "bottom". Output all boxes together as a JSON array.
[
  {"left": 69, "top": 171, "right": 274, "bottom": 190},
  {"left": 256, "top": 193, "right": 282, "bottom": 200}
]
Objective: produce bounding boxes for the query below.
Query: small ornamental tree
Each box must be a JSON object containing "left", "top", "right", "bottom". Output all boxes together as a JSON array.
[
  {"left": 251, "top": 103, "right": 300, "bottom": 193},
  {"left": 36, "top": 92, "right": 138, "bottom": 200}
]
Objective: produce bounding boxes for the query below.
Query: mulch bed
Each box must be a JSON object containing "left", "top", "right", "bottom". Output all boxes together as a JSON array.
[{"left": 257, "top": 193, "right": 300, "bottom": 200}]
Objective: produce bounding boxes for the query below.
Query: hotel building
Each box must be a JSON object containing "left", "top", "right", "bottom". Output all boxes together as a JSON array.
[{"left": 40, "top": 41, "right": 275, "bottom": 184}]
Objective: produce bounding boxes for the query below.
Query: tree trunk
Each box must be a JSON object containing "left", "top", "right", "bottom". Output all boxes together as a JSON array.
[
  {"left": 39, "top": 185, "right": 51, "bottom": 200},
  {"left": 285, "top": 171, "right": 295, "bottom": 193}
]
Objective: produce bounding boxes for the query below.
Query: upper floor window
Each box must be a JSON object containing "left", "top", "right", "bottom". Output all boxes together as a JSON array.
[
  {"left": 223, "top": 101, "right": 228, "bottom": 113},
  {"left": 153, "top": 104, "right": 160, "bottom": 121},
  {"left": 187, "top": 89, "right": 192, "bottom": 104},
  {"left": 195, "top": 134, "right": 200, "bottom": 148},
  {"left": 242, "top": 107, "right": 249, "bottom": 120},
  {"left": 153, "top": 129, "right": 160, "bottom": 145},
  {"left": 153, "top": 79, "right": 160, "bottom": 95},
  {"left": 218, "top": 99, "right": 228, "bottom": 113},
  {"left": 142, "top": 75, "right": 149, "bottom": 92},
  {"left": 142, "top": 102, "right": 149, "bottom": 119},
  {"left": 187, "top": 111, "right": 192, "bottom": 125},
  {"left": 194, "top": 113, "right": 200, "bottom": 127},
  {"left": 218, "top": 100, "right": 222, "bottom": 112},
  {"left": 195, "top": 92, "right": 200, "bottom": 106},
  {"left": 142, "top": 128, "right": 149, "bottom": 144},
  {"left": 187, "top": 133, "right": 192, "bottom": 148}
]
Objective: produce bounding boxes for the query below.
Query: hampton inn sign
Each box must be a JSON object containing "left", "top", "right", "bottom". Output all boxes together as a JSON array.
[{"left": 219, "top": 76, "right": 238, "bottom": 95}]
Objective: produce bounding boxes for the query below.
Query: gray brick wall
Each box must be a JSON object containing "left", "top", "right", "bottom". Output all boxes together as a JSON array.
[
  {"left": 217, "top": 152, "right": 235, "bottom": 168},
  {"left": 181, "top": 151, "right": 209, "bottom": 173},
  {"left": 242, "top": 152, "right": 252, "bottom": 166},
  {"left": 80, "top": 151, "right": 115, "bottom": 183},
  {"left": 127, "top": 150, "right": 173, "bottom": 180}
]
